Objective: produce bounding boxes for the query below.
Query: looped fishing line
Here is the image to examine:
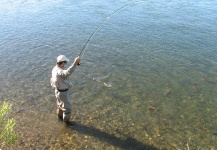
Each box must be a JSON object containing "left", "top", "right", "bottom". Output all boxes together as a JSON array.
[
  {"left": 76, "top": 0, "right": 159, "bottom": 89},
  {"left": 75, "top": 1, "right": 141, "bottom": 99}
]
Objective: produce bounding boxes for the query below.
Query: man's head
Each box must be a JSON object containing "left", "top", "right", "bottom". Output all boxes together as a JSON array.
[{"left": 56, "top": 55, "right": 69, "bottom": 67}]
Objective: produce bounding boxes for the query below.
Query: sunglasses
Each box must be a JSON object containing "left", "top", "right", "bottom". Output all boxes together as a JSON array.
[{"left": 57, "top": 61, "right": 67, "bottom": 65}]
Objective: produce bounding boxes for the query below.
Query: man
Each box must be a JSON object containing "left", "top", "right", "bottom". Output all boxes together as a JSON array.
[{"left": 50, "top": 55, "right": 80, "bottom": 123}]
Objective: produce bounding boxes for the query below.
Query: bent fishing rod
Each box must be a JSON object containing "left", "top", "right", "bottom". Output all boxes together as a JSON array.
[{"left": 77, "top": 0, "right": 146, "bottom": 65}]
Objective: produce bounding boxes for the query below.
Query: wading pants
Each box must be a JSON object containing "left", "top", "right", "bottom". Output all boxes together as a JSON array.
[{"left": 55, "top": 90, "right": 71, "bottom": 121}]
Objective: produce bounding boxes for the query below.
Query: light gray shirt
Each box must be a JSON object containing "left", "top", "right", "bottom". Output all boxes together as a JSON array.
[{"left": 50, "top": 65, "right": 76, "bottom": 90}]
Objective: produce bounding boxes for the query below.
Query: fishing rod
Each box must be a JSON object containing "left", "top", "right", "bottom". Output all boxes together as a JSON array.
[{"left": 77, "top": 0, "right": 146, "bottom": 65}]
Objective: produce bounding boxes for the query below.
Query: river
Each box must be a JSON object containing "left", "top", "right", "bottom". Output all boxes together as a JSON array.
[{"left": 0, "top": 0, "right": 216, "bottom": 149}]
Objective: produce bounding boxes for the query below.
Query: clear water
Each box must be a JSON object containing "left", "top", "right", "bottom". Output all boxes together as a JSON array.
[{"left": 0, "top": 0, "right": 217, "bottom": 149}]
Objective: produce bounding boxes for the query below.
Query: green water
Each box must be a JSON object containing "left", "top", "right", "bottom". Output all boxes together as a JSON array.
[{"left": 0, "top": 0, "right": 216, "bottom": 149}]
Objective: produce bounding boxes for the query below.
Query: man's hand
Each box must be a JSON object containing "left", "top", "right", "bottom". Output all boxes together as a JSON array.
[{"left": 73, "top": 56, "right": 81, "bottom": 66}]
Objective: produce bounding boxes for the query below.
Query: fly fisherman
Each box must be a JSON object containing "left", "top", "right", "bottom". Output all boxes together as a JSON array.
[{"left": 50, "top": 55, "right": 80, "bottom": 124}]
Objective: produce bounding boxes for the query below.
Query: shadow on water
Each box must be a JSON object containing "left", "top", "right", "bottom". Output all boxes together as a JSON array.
[{"left": 67, "top": 122, "right": 158, "bottom": 150}]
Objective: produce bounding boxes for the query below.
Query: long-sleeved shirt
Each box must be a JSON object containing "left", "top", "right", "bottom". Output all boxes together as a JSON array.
[{"left": 50, "top": 65, "right": 76, "bottom": 90}]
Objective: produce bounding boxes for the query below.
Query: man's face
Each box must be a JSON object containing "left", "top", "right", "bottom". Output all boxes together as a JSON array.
[{"left": 58, "top": 61, "right": 67, "bottom": 68}]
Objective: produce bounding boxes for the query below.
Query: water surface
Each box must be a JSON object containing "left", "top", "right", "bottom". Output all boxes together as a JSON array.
[{"left": 0, "top": 0, "right": 217, "bottom": 149}]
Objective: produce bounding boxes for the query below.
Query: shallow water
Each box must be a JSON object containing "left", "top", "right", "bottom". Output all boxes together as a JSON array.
[{"left": 0, "top": 0, "right": 217, "bottom": 149}]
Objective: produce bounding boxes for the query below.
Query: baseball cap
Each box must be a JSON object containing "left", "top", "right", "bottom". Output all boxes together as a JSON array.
[{"left": 57, "top": 55, "right": 69, "bottom": 63}]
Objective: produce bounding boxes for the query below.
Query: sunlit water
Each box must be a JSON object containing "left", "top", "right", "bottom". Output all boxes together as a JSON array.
[{"left": 0, "top": 0, "right": 217, "bottom": 149}]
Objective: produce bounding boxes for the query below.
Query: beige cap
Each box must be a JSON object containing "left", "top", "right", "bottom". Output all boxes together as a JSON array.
[{"left": 57, "top": 55, "right": 69, "bottom": 63}]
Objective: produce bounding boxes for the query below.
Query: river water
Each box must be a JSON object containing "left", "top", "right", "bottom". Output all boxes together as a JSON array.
[{"left": 0, "top": 0, "right": 216, "bottom": 149}]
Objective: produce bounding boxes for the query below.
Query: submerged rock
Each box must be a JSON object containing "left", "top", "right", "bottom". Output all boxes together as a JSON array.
[{"left": 164, "top": 88, "right": 171, "bottom": 96}]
